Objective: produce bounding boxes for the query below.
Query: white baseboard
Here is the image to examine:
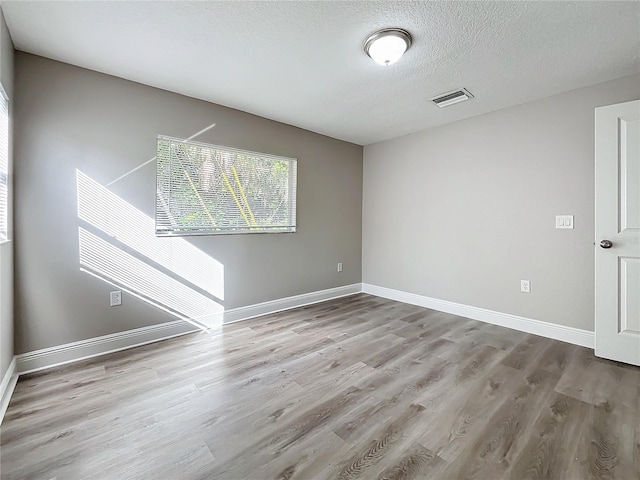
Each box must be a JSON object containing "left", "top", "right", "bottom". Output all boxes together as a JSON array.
[
  {"left": 0, "top": 357, "right": 18, "bottom": 425},
  {"left": 362, "top": 283, "right": 594, "bottom": 348},
  {"left": 15, "top": 283, "right": 363, "bottom": 375},
  {"left": 223, "top": 283, "right": 362, "bottom": 324},
  {"left": 16, "top": 320, "right": 198, "bottom": 374}
]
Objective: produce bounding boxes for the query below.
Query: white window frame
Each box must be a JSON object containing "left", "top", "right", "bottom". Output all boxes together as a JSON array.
[{"left": 156, "top": 135, "right": 297, "bottom": 236}]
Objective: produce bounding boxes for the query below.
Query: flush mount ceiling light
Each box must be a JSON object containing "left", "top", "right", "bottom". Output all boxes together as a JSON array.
[{"left": 363, "top": 28, "right": 412, "bottom": 66}]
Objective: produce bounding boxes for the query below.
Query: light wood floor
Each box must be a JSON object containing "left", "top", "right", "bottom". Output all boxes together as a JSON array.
[{"left": 2, "top": 294, "right": 639, "bottom": 480}]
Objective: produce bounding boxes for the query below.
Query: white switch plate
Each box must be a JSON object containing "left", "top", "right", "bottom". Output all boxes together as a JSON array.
[
  {"left": 337, "top": 262, "right": 343, "bottom": 273},
  {"left": 521, "top": 280, "right": 531, "bottom": 293},
  {"left": 556, "top": 215, "right": 574, "bottom": 229},
  {"left": 110, "top": 290, "right": 122, "bottom": 306}
]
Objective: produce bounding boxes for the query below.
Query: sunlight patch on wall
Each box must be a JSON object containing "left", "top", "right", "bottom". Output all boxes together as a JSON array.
[
  {"left": 76, "top": 170, "right": 225, "bottom": 331},
  {"left": 79, "top": 228, "right": 223, "bottom": 329},
  {"left": 77, "top": 170, "right": 224, "bottom": 300}
]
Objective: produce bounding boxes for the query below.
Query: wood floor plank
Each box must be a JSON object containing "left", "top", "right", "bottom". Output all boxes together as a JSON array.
[
  {"left": 332, "top": 403, "right": 428, "bottom": 480},
  {"left": 563, "top": 361, "right": 640, "bottom": 480},
  {"left": 634, "top": 376, "right": 640, "bottom": 480},
  {"left": 422, "top": 364, "right": 523, "bottom": 462},
  {"left": 2, "top": 294, "right": 638, "bottom": 480},
  {"left": 507, "top": 392, "right": 592, "bottom": 480},
  {"left": 437, "top": 368, "right": 561, "bottom": 480},
  {"left": 375, "top": 443, "right": 447, "bottom": 480},
  {"left": 499, "top": 334, "right": 551, "bottom": 371}
]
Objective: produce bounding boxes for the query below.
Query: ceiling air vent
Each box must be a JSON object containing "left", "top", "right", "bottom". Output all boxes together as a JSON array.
[{"left": 430, "top": 88, "right": 473, "bottom": 108}]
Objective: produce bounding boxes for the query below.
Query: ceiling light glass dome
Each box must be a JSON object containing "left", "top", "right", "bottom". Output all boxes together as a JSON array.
[{"left": 364, "top": 28, "right": 412, "bottom": 66}]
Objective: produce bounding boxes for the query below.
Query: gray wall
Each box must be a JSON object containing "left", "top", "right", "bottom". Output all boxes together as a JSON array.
[
  {"left": 0, "top": 8, "right": 14, "bottom": 381},
  {"left": 14, "top": 53, "right": 363, "bottom": 354},
  {"left": 363, "top": 74, "right": 640, "bottom": 331}
]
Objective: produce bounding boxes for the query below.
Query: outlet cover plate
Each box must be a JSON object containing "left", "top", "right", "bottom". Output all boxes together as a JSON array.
[
  {"left": 556, "top": 215, "right": 574, "bottom": 229},
  {"left": 110, "top": 290, "right": 122, "bottom": 307}
]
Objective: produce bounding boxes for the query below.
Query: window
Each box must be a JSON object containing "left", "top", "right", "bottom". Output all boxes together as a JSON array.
[
  {"left": 156, "top": 136, "right": 297, "bottom": 236},
  {"left": 0, "top": 86, "right": 8, "bottom": 241}
]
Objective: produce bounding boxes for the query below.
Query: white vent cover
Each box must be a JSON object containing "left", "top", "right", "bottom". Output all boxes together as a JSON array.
[{"left": 430, "top": 88, "right": 473, "bottom": 108}]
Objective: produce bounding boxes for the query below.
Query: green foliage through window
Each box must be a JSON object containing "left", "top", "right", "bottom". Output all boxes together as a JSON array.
[{"left": 156, "top": 136, "right": 297, "bottom": 235}]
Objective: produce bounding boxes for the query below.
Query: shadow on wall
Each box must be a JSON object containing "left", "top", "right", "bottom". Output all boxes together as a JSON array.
[{"left": 76, "top": 170, "right": 224, "bottom": 331}]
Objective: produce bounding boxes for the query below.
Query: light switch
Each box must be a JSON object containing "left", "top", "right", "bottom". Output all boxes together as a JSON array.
[{"left": 556, "top": 215, "right": 574, "bottom": 229}]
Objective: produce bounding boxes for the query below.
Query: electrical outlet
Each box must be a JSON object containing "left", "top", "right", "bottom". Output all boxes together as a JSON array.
[
  {"left": 110, "top": 290, "right": 122, "bottom": 306},
  {"left": 520, "top": 280, "right": 531, "bottom": 293},
  {"left": 337, "top": 262, "right": 343, "bottom": 273}
]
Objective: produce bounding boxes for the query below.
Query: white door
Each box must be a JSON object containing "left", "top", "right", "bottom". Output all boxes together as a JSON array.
[{"left": 595, "top": 99, "right": 640, "bottom": 366}]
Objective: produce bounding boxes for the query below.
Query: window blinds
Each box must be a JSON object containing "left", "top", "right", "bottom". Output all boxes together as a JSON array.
[
  {"left": 156, "top": 136, "right": 297, "bottom": 236},
  {"left": 0, "top": 87, "right": 8, "bottom": 241}
]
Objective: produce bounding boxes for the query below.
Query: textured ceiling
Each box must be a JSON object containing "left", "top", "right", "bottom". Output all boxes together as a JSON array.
[{"left": 3, "top": 1, "right": 640, "bottom": 145}]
